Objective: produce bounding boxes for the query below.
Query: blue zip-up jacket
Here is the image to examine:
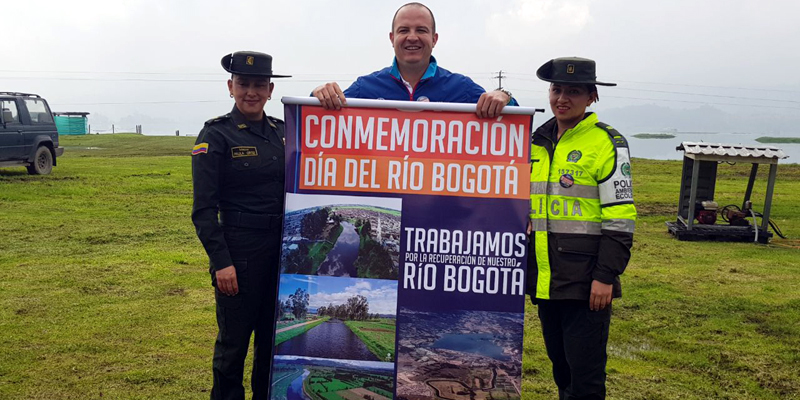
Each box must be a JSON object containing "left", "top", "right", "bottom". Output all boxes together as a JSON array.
[{"left": 343, "top": 56, "right": 518, "bottom": 105}]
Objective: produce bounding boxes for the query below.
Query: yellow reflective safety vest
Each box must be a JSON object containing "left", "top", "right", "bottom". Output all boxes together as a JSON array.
[{"left": 528, "top": 113, "right": 636, "bottom": 301}]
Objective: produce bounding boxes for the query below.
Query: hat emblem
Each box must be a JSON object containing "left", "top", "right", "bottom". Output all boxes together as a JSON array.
[
  {"left": 567, "top": 64, "right": 575, "bottom": 74},
  {"left": 246, "top": 56, "right": 255, "bottom": 65}
]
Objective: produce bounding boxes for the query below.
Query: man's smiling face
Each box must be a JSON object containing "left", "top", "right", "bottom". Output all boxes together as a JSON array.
[{"left": 390, "top": 5, "right": 438, "bottom": 71}]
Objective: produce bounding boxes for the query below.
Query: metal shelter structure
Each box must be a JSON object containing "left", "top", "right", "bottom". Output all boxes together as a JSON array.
[{"left": 666, "top": 142, "right": 788, "bottom": 243}]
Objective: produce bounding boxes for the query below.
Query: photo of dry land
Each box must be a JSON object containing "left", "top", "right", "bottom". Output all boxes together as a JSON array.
[
  {"left": 271, "top": 356, "right": 394, "bottom": 400},
  {"left": 395, "top": 308, "right": 523, "bottom": 400},
  {"left": 282, "top": 193, "right": 401, "bottom": 280}
]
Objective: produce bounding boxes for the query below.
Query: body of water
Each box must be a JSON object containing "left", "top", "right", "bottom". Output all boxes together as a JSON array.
[
  {"left": 286, "top": 369, "right": 311, "bottom": 400},
  {"left": 627, "top": 132, "right": 799, "bottom": 162},
  {"left": 317, "top": 222, "right": 360, "bottom": 277},
  {"left": 431, "top": 333, "right": 509, "bottom": 361},
  {"left": 275, "top": 319, "right": 379, "bottom": 361}
]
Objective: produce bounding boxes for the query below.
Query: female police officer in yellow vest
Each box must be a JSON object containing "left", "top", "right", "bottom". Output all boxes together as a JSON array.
[
  {"left": 527, "top": 57, "right": 636, "bottom": 399},
  {"left": 191, "top": 51, "right": 289, "bottom": 400}
]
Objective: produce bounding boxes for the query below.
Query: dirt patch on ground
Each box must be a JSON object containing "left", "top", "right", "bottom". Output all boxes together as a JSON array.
[
  {"left": 637, "top": 203, "right": 676, "bottom": 217},
  {"left": 166, "top": 288, "right": 186, "bottom": 296}
]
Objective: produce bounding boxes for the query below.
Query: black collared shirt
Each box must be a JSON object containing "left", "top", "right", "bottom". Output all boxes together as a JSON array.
[{"left": 191, "top": 105, "right": 285, "bottom": 270}]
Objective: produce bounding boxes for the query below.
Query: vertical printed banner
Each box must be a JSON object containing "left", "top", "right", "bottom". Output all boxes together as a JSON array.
[{"left": 271, "top": 98, "right": 537, "bottom": 400}]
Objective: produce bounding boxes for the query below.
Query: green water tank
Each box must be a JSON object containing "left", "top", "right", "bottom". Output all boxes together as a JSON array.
[{"left": 54, "top": 112, "right": 89, "bottom": 135}]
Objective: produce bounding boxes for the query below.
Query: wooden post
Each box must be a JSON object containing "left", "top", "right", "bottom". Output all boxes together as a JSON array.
[
  {"left": 112, "top": 124, "right": 115, "bottom": 134},
  {"left": 761, "top": 164, "right": 778, "bottom": 234},
  {"left": 687, "top": 159, "right": 701, "bottom": 231},
  {"left": 742, "top": 163, "right": 758, "bottom": 210}
]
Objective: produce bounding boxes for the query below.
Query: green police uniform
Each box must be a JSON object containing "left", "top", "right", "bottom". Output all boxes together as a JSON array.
[
  {"left": 528, "top": 57, "right": 636, "bottom": 400},
  {"left": 191, "top": 51, "right": 289, "bottom": 400}
]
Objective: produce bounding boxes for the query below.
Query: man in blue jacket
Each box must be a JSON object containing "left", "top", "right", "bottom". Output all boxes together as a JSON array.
[{"left": 312, "top": 2, "right": 516, "bottom": 118}]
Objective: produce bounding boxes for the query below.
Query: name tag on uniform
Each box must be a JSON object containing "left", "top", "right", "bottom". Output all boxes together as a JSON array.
[{"left": 231, "top": 146, "right": 258, "bottom": 158}]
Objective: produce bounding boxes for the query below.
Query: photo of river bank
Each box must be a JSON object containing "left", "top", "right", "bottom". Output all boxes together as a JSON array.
[
  {"left": 276, "top": 275, "right": 398, "bottom": 362},
  {"left": 271, "top": 356, "right": 394, "bottom": 400},
  {"left": 276, "top": 318, "right": 381, "bottom": 361},
  {"left": 281, "top": 193, "right": 402, "bottom": 280}
]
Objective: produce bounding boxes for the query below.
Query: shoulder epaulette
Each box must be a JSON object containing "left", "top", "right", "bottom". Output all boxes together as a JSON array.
[
  {"left": 596, "top": 122, "right": 628, "bottom": 148},
  {"left": 267, "top": 116, "right": 285, "bottom": 131},
  {"left": 205, "top": 113, "right": 231, "bottom": 126}
]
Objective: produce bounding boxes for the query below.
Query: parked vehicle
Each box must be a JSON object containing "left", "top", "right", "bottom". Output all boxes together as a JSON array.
[{"left": 0, "top": 92, "right": 63, "bottom": 175}]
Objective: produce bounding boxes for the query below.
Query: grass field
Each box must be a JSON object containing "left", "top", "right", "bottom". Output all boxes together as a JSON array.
[
  {"left": 308, "top": 223, "right": 344, "bottom": 274},
  {"left": 1, "top": 134, "right": 799, "bottom": 399},
  {"left": 344, "top": 319, "right": 396, "bottom": 362},
  {"left": 303, "top": 367, "right": 393, "bottom": 400},
  {"left": 274, "top": 317, "right": 330, "bottom": 346}
]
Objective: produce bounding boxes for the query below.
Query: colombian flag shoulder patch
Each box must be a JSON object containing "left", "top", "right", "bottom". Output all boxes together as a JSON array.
[{"left": 192, "top": 143, "right": 209, "bottom": 155}]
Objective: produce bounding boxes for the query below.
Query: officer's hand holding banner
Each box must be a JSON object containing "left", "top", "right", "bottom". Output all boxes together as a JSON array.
[{"left": 270, "top": 97, "right": 540, "bottom": 400}]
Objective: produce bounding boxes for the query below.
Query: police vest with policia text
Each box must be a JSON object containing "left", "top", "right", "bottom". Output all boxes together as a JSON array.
[{"left": 528, "top": 113, "right": 637, "bottom": 300}]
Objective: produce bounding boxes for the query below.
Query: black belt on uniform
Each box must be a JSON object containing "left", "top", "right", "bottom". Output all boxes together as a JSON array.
[{"left": 219, "top": 211, "right": 283, "bottom": 230}]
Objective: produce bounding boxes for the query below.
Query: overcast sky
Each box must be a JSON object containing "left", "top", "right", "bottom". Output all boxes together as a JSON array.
[
  {"left": 4, "top": 0, "right": 800, "bottom": 135},
  {"left": 279, "top": 274, "right": 398, "bottom": 315}
]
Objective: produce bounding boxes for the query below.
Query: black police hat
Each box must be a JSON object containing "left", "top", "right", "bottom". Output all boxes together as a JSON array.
[
  {"left": 221, "top": 51, "right": 291, "bottom": 78},
  {"left": 536, "top": 57, "right": 615, "bottom": 86}
]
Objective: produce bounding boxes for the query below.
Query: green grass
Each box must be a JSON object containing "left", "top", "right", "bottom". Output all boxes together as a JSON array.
[
  {"left": 1, "top": 135, "right": 799, "bottom": 399},
  {"left": 276, "top": 318, "right": 312, "bottom": 330},
  {"left": 756, "top": 136, "right": 800, "bottom": 144},
  {"left": 344, "top": 319, "right": 396, "bottom": 362},
  {"left": 523, "top": 158, "right": 800, "bottom": 400},
  {"left": 307, "top": 224, "right": 344, "bottom": 274},
  {"left": 274, "top": 317, "right": 329, "bottom": 346},
  {"left": 632, "top": 133, "right": 677, "bottom": 139}
]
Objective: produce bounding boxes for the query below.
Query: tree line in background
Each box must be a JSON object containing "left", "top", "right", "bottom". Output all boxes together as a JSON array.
[
  {"left": 278, "top": 290, "right": 379, "bottom": 321},
  {"left": 317, "top": 295, "right": 376, "bottom": 321}
]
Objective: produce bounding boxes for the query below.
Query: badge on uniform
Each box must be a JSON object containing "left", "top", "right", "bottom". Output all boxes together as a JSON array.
[
  {"left": 621, "top": 162, "right": 631, "bottom": 177},
  {"left": 231, "top": 146, "right": 258, "bottom": 158},
  {"left": 237, "top": 123, "right": 248, "bottom": 130},
  {"left": 559, "top": 173, "right": 574, "bottom": 188},
  {"left": 192, "top": 143, "right": 209, "bottom": 155},
  {"left": 567, "top": 150, "right": 582, "bottom": 162}
]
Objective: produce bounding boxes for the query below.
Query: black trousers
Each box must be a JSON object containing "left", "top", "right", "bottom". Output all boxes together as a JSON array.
[
  {"left": 535, "top": 300, "right": 611, "bottom": 400},
  {"left": 211, "top": 226, "right": 281, "bottom": 400}
]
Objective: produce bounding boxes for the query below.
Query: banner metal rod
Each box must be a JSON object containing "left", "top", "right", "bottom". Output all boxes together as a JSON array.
[{"left": 282, "top": 96, "right": 545, "bottom": 116}]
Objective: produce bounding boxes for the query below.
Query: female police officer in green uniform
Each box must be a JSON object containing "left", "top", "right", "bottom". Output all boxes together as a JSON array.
[
  {"left": 527, "top": 57, "right": 637, "bottom": 399},
  {"left": 192, "top": 51, "right": 289, "bottom": 400}
]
